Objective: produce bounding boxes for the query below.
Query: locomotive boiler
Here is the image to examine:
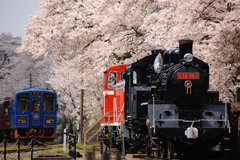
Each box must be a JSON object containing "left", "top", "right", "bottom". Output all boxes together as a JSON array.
[{"left": 101, "top": 38, "right": 232, "bottom": 159}]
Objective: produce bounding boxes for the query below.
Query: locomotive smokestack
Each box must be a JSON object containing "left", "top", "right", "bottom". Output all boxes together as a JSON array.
[{"left": 179, "top": 38, "right": 193, "bottom": 60}]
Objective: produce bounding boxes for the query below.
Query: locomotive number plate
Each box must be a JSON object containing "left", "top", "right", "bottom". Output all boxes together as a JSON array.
[{"left": 177, "top": 72, "right": 199, "bottom": 79}]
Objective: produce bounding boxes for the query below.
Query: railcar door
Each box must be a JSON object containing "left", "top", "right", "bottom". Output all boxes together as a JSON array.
[
  {"left": 30, "top": 98, "right": 42, "bottom": 128},
  {"left": 102, "top": 71, "right": 117, "bottom": 123}
]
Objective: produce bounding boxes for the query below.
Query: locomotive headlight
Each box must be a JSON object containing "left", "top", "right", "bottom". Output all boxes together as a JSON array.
[{"left": 184, "top": 53, "right": 193, "bottom": 62}]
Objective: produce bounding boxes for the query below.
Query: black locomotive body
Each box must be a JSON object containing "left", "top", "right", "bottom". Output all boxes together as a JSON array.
[{"left": 124, "top": 39, "right": 231, "bottom": 158}]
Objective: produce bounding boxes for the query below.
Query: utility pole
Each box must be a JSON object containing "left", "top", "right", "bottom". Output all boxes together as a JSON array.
[
  {"left": 29, "top": 73, "right": 33, "bottom": 88},
  {"left": 24, "top": 73, "right": 37, "bottom": 88},
  {"left": 78, "top": 89, "right": 84, "bottom": 144}
]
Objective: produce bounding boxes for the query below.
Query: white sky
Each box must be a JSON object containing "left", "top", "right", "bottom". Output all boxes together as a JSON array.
[{"left": 0, "top": 0, "right": 42, "bottom": 37}]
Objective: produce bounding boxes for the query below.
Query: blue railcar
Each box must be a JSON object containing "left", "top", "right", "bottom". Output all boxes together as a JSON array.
[{"left": 9, "top": 88, "right": 57, "bottom": 141}]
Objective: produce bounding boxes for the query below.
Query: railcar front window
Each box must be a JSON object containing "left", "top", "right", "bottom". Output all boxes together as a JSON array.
[
  {"left": 43, "top": 94, "right": 55, "bottom": 112},
  {"left": 32, "top": 100, "right": 40, "bottom": 112},
  {"left": 107, "top": 72, "right": 117, "bottom": 88},
  {"left": 17, "top": 94, "right": 29, "bottom": 112},
  {"left": 4, "top": 102, "right": 10, "bottom": 116}
]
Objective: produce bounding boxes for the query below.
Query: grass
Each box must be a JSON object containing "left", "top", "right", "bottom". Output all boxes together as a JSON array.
[{"left": 0, "top": 141, "right": 102, "bottom": 160}]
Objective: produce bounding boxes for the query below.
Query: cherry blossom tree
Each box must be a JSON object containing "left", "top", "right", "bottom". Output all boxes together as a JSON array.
[
  {"left": 0, "top": 53, "right": 53, "bottom": 99},
  {"left": 0, "top": 32, "right": 23, "bottom": 99},
  {"left": 17, "top": 0, "right": 240, "bottom": 131},
  {"left": 0, "top": 32, "right": 54, "bottom": 99},
  {"left": 0, "top": 32, "right": 68, "bottom": 141},
  {"left": 193, "top": 0, "right": 240, "bottom": 101},
  {"left": 17, "top": 0, "right": 160, "bottom": 130},
  {"left": 0, "top": 33, "right": 21, "bottom": 68},
  {"left": 141, "top": 0, "right": 240, "bottom": 101}
]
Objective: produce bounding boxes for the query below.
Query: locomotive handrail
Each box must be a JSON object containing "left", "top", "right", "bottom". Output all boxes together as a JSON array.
[
  {"left": 155, "top": 118, "right": 230, "bottom": 133},
  {"left": 117, "top": 104, "right": 125, "bottom": 122},
  {"left": 86, "top": 125, "right": 106, "bottom": 144},
  {"left": 84, "top": 111, "right": 124, "bottom": 157},
  {"left": 154, "top": 102, "right": 231, "bottom": 134},
  {"left": 84, "top": 111, "right": 124, "bottom": 136}
]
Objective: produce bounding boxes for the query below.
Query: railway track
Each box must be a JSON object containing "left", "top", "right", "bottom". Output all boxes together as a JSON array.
[
  {"left": 81, "top": 143, "right": 233, "bottom": 160},
  {"left": 88, "top": 150, "right": 232, "bottom": 160},
  {"left": 0, "top": 142, "right": 62, "bottom": 153},
  {"left": 2, "top": 142, "right": 232, "bottom": 160},
  {"left": 125, "top": 154, "right": 229, "bottom": 160}
]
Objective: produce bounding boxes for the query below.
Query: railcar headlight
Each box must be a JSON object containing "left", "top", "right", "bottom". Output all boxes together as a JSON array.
[
  {"left": 18, "top": 119, "right": 26, "bottom": 123},
  {"left": 46, "top": 119, "right": 54, "bottom": 123},
  {"left": 184, "top": 53, "right": 193, "bottom": 62}
]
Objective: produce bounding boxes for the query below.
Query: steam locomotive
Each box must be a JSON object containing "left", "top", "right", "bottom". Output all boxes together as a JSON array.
[{"left": 101, "top": 39, "right": 234, "bottom": 159}]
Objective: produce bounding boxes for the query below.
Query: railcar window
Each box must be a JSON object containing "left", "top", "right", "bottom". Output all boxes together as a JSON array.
[
  {"left": 107, "top": 72, "right": 117, "bottom": 88},
  {"left": 17, "top": 94, "right": 29, "bottom": 112},
  {"left": 4, "top": 102, "right": 10, "bottom": 116},
  {"left": 43, "top": 94, "right": 55, "bottom": 112}
]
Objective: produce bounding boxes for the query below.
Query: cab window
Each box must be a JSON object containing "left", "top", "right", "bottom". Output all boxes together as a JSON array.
[
  {"left": 43, "top": 94, "right": 55, "bottom": 112},
  {"left": 133, "top": 68, "right": 142, "bottom": 85},
  {"left": 107, "top": 71, "right": 117, "bottom": 88},
  {"left": 17, "top": 93, "right": 29, "bottom": 112}
]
